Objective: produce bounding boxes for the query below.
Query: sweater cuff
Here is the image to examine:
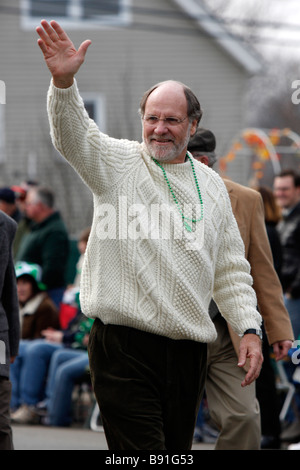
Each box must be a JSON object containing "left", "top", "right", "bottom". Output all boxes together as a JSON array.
[{"left": 48, "top": 78, "right": 80, "bottom": 101}]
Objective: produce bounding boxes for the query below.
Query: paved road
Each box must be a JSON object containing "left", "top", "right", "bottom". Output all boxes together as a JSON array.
[{"left": 12, "top": 424, "right": 214, "bottom": 451}]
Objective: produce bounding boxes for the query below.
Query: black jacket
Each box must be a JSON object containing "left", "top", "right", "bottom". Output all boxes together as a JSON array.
[
  {"left": 277, "top": 201, "right": 300, "bottom": 298},
  {"left": 266, "top": 222, "right": 282, "bottom": 280},
  {"left": 0, "top": 211, "right": 20, "bottom": 377}
]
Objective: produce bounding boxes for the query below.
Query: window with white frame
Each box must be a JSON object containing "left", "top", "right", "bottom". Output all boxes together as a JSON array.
[
  {"left": 21, "top": 0, "right": 131, "bottom": 29},
  {"left": 0, "top": 105, "right": 5, "bottom": 163},
  {"left": 82, "top": 93, "right": 106, "bottom": 133}
]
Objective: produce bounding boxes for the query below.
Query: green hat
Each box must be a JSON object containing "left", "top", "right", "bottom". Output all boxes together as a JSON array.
[{"left": 15, "top": 261, "right": 47, "bottom": 291}]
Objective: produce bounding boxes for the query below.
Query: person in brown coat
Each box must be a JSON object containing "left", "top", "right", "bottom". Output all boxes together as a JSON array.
[{"left": 188, "top": 128, "right": 294, "bottom": 450}]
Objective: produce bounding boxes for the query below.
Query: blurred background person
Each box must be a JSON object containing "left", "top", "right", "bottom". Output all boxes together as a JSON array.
[
  {"left": 255, "top": 185, "right": 284, "bottom": 449},
  {"left": 0, "top": 187, "right": 21, "bottom": 223},
  {"left": 38, "top": 315, "right": 93, "bottom": 427},
  {"left": 188, "top": 128, "right": 293, "bottom": 449},
  {"left": 15, "top": 185, "right": 69, "bottom": 308},
  {"left": 256, "top": 185, "right": 283, "bottom": 278},
  {"left": 273, "top": 169, "right": 300, "bottom": 443},
  {"left": 10, "top": 308, "right": 92, "bottom": 426},
  {"left": 10, "top": 261, "right": 60, "bottom": 412},
  {"left": 15, "top": 261, "right": 59, "bottom": 339},
  {"left": 274, "top": 169, "right": 300, "bottom": 339},
  {"left": 11, "top": 181, "right": 39, "bottom": 260}
]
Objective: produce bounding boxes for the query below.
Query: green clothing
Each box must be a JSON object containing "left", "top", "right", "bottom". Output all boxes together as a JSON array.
[
  {"left": 16, "top": 212, "right": 69, "bottom": 289},
  {"left": 12, "top": 217, "right": 31, "bottom": 260},
  {"left": 73, "top": 317, "right": 94, "bottom": 349}
]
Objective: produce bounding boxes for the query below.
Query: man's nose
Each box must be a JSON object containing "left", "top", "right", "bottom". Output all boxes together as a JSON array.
[{"left": 154, "top": 120, "right": 169, "bottom": 133}]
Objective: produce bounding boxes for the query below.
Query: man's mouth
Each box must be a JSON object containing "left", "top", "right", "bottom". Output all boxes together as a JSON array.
[{"left": 151, "top": 138, "right": 174, "bottom": 144}]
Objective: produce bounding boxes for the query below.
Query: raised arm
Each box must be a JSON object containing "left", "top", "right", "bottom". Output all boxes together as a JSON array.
[{"left": 36, "top": 20, "right": 91, "bottom": 88}]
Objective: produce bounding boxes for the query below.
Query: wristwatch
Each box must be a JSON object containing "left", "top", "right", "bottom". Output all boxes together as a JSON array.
[{"left": 243, "top": 328, "right": 263, "bottom": 340}]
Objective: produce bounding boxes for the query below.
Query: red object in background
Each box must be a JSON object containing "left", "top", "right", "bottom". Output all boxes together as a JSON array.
[{"left": 59, "top": 303, "right": 77, "bottom": 329}]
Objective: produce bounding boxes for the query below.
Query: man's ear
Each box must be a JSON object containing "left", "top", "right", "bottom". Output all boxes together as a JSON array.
[
  {"left": 194, "top": 155, "right": 209, "bottom": 166},
  {"left": 190, "top": 121, "right": 198, "bottom": 137}
]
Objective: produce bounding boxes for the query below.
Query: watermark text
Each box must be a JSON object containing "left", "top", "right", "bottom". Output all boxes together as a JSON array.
[
  {"left": 94, "top": 198, "right": 203, "bottom": 243},
  {"left": 291, "top": 80, "right": 300, "bottom": 104},
  {"left": 0, "top": 80, "right": 5, "bottom": 104},
  {"left": 291, "top": 340, "right": 300, "bottom": 365},
  {"left": 0, "top": 340, "right": 5, "bottom": 364}
]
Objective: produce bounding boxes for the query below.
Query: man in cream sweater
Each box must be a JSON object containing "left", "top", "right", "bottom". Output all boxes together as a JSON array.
[{"left": 36, "top": 20, "right": 263, "bottom": 450}]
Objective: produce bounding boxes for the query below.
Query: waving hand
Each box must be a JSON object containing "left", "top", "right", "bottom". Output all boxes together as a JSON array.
[{"left": 36, "top": 20, "right": 91, "bottom": 88}]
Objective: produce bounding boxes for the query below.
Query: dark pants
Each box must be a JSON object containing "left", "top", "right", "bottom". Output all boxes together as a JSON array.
[
  {"left": 256, "top": 327, "right": 281, "bottom": 438},
  {"left": 0, "top": 377, "right": 13, "bottom": 450},
  {"left": 88, "top": 319, "right": 207, "bottom": 450}
]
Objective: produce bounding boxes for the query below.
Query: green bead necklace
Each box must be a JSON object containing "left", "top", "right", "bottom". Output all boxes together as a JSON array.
[{"left": 152, "top": 154, "right": 204, "bottom": 232}]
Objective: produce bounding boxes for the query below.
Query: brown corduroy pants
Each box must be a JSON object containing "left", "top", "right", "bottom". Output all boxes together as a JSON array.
[{"left": 88, "top": 319, "right": 207, "bottom": 450}]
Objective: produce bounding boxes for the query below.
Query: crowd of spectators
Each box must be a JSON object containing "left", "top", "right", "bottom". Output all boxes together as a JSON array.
[{"left": 0, "top": 181, "right": 93, "bottom": 428}]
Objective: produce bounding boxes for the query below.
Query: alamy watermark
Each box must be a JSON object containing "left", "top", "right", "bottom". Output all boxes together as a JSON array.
[
  {"left": 0, "top": 340, "right": 5, "bottom": 364},
  {"left": 94, "top": 198, "right": 203, "bottom": 248},
  {"left": 291, "top": 340, "right": 300, "bottom": 365},
  {"left": 291, "top": 80, "right": 300, "bottom": 104},
  {"left": 0, "top": 80, "right": 5, "bottom": 104}
]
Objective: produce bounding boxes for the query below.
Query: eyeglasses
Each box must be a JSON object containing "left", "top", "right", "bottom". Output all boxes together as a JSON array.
[{"left": 143, "top": 115, "right": 188, "bottom": 126}]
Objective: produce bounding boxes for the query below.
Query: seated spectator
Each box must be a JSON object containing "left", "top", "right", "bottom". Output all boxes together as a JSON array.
[
  {"left": 10, "top": 310, "right": 92, "bottom": 425},
  {"left": 10, "top": 262, "right": 60, "bottom": 410},
  {"left": 39, "top": 316, "right": 94, "bottom": 427},
  {"left": 15, "top": 261, "right": 60, "bottom": 339}
]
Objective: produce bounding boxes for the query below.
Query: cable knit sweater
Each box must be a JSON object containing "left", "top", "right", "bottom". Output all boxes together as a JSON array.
[{"left": 47, "top": 80, "right": 261, "bottom": 343}]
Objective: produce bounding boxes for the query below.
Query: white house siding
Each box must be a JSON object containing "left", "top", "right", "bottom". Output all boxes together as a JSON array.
[{"left": 0, "top": 0, "right": 259, "bottom": 234}]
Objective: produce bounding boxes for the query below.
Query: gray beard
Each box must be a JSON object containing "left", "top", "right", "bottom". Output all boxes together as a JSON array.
[{"left": 144, "top": 125, "right": 191, "bottom": 162}]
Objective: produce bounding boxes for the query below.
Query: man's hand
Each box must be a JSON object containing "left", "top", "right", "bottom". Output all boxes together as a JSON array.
[
  {"left": 238, "top": 334, "right": 263, "bottom": 387},
  {"left": 272, "top": 340, "right": 293, "bottom": 361},
  {"left": 36, "top": 20, "right": 91, "bottom": 88}
]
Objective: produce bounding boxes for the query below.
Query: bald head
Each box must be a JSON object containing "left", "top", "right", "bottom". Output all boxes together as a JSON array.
[{"left": 139, "top": 80, "right": 202, "bottom": 125}]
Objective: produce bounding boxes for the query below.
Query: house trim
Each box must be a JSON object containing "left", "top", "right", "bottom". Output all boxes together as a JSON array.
[
  {"left": 20, "top": 0, "right": 131, "bottom": 30},
  {"left": 172, "top": 0, "right": 262, "bottom": 75}
]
